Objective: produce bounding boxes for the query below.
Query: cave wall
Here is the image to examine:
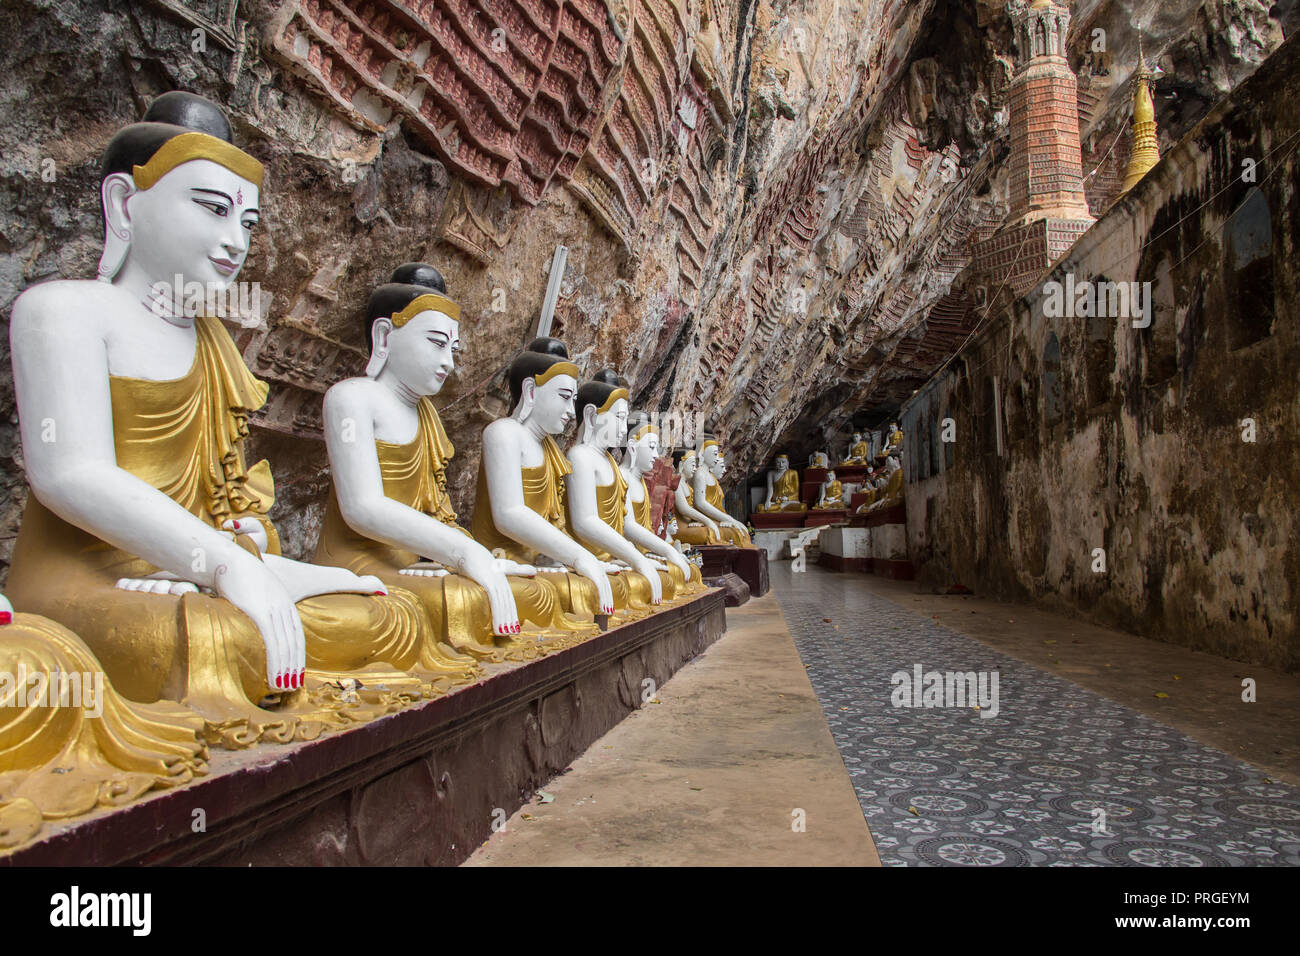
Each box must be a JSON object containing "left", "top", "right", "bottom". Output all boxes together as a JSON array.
[
  {"left": 902, "top": 32, "right": 1300, "bottom": 671},
  {"left": 0, "top": 0, "right": 1289, "bottom": 575}
]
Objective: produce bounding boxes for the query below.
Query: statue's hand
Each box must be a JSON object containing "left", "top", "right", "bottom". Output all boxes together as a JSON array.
[
  {"left": 214, "top": 553, "right": 305, "bottom": 692},
  {"left": 705, "top": 518, "right": 721, "bottom": 536},
  {"left": 632, "top": 556, "right": 664, "bottom": 603},
  {"left": 572, "top": 553, "right": 615, "bottom": 615},
  {"left": 223, "top": 517, "right": 269, "bottom": 554},
  {"left": 495, "top": 559, "right": 538, "bottom": 578},
  {"left": 457, "top": 551, "right": 522, "bottom": 636}
]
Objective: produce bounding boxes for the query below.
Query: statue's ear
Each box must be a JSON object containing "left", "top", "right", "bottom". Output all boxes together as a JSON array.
[
  {"left": 581, "top": 403, "right": 598, "bottom": 440},
  {"left": 512, "top": 377, "right": 537, "bottom": 422},
  {"left": 97, "top": 172, "right": 136, "bottom": 281},
  {"left": 364, "top": 317, "right": 394, "bottom": 378}
]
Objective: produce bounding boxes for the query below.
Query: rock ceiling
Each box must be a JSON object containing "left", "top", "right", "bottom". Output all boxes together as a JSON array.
[{"left": 0, "top": 0, "right": 1290, "bottom": 565}]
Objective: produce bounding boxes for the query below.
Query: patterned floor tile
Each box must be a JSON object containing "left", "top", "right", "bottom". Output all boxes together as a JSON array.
[{"left": 772, "top": 563, "right": 1300, "bottom": 867}]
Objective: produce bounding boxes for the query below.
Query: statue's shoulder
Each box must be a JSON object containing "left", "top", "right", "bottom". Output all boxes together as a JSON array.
[
  {"left": 11, "top": 278, "right": 121, "bottom": 336},
  {"left": 325, "top": 375, "right": 380, "bottom": 407},
  {"left": 482, "top": 416, "right": 523, "bottom": 446}
]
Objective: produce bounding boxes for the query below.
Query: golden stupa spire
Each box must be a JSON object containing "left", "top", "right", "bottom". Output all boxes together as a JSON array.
[{"left": 1122, "top": 38, "right": 1161, "bottom": 192}]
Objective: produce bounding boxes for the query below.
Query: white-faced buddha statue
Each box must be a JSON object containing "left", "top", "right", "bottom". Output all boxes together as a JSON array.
[
  {"left": 759, "top": 454, "right": 808, "bottom": 512},
  {"left": 671, "top": 450, "right": 721, "bottom": 545},
  {"left": 470, "top": 339, "right": 621, "bottom": 619},
  {"left": 841, "top": 431, "right": 870, "bottom": 465},
  {"left": 314, "top": 264, "right": 595, "bottom": 663},
  {"left": 7, "top": 92, "right": 434, "bottom": 747},
  {"left": 694, "top": 438, "right": 755, "bottom": 546},
  {"left": 816, "top": 469, "right": 845, "bottom": 509},
  {"left": 619, "top": 413, "right": 704, "bottom": 594}
]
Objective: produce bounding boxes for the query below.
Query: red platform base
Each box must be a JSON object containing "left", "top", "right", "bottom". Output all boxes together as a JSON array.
[
  {"left": 751, "top": 511, "right": 807, "bottom": 529},
  {"left": 2, "top": 592, "right": 726, "bottom": 866},
  {"left": 804, "top": 509, "right": 846, "bottom": 528}
]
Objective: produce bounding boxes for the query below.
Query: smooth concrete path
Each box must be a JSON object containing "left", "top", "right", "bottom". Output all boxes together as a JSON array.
[{"left": 465, "top": 591, "right": 880, "bottom": 866}]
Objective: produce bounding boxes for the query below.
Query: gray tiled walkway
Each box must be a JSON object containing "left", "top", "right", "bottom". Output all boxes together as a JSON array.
[{"left": 772, "top": 563, "right": 1300, "bottom": 866}]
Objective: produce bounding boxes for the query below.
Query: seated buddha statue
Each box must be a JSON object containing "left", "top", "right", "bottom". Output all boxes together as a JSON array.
[
  {"left": 618, "top": 412, "right": 704, "bottom": 595},
  {"left": 808, "top": 450, "right": 829, "bottom": 468},
  {"left": 470, "top": 342, "right": 620, "bottom": 620},
  {"left": 841, "top": 431, "right": 870, "bottom": 465},
  {"left": 879, "top": 422, "right": 903, "bottom": 461},
  {"left": 694, "top": 438, "right": 755, "bottom": 546},
  {"left": 6, "top": 92, "right": 435, "bottom": 748},
  {"left": 863, "top": 455, "right": 904, "bottom": 512},
  {"left": 816, "top": 470, "right": 845, "bottom": 509},
  {"left": 0, "top": 594, "right": 208, "bottom": 850},
  {"left": 758, "top": 454, "right": 808, "bottom": 512},
  {"left": 314, "top": 265, "right": 594, "bottom": 663},
  {"left": 565, "top": 377, "right": 675, "bottom": 609},
  {"left": 671, "top": 451, "right": 721, "bottom": 545}
]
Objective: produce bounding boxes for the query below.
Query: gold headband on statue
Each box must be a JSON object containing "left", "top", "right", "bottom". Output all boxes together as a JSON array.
[
  {"left": 596, "top": 387, "right": 629, "bottom": 414},
  {"left": 533, "top": 361, "right": 580, "bottom": 387},
  {"left": 132, "top": 132, "right": 265, "bottom": 190},
  {"left": 701, "top": 439, "right": 719, "bottom": 452},
  {"left": 681, "top": 449, "right": 696, "bottom": 459},
  {"left": 392, "top": 293, "right": 461, "bottom": 326},
  {"left": 633, "top": 423, "right": 659, "bottom": 441}
]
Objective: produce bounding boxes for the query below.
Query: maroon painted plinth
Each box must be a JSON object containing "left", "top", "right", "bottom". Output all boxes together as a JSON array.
[
  {"left": 818, "top": 552, "right": 871, "bottom": 573},
  {"left": 751, "top": 511, "right": 806, "bottom": 529},
  {"left": 816, "top": 553, "right": 914, "bottom": 578},
  {"left": 695, "top": 544, "right": 739, "bottom": 579},
  {"left": 847, "top": 502, "right": 906, "bottom": 527},
  {"left": 731, "top": 546, "right": 769, "bottom": 597},
  {"left": 804, "top": 509, "right": 846, "bottom": 528},
  {"left": 834, "top": 466, "right": 870, "bottom": 483},
  {"left": 3, "top": 592, "right": 726, "bottom": 867}
]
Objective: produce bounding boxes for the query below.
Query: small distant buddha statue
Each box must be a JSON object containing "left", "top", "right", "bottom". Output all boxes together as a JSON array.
[
  {"left": 863, "top": 454, "right": 904, "bottom": 512},
  {"left": 315, "top": 264, "right": 594, "bottom": 663},
  {"left": 759, "top": 454, "right": 808, "bottom": 512},
  {"left": 841, "top": 431, "right": 870, "bottom": 465},
  {"left": 695, "top": 438, "right": 755, "bottom": 546},
  {"left": 884, "top": 422, "right": 904, "bottom": 456},
  {"left": 6, "top": 92, "right": 432, "bottom": 747},
  {"left": 816, "top": 469, "right": 845, "bottom": 509},
  {"left": 0, "top": 594, "right": 208, "bottom": 849},
  {"left": 808, "top": 449, "right": 829, "bottom": 468},
  {"left": 671, "top": 451, "right": 721, "bottom": 545},
  {"left": 619, "top": 413, "right": 704, "bottom": 595},
  {"left": 565, "top": 372, "right": 666, "bottom": 610},
  {"left": 471, "top": 340, "right": 620, "bottom": 619}
]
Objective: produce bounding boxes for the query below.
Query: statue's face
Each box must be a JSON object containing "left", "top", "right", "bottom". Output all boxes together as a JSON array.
[
  {"left": 126, "top": 159, "right": 260, "bottom": 292},
  {"left": 711, "top": 456, "right": 726, "bottom": 478},
  {"left": 590, "top": 397, "right": 629, "bottom": 449},
  {"left": 666, "top": 515, "right": 678, "bottom": 535},
  {"left": 827, "top": 471, "right": 836, "bottom": 482},
  {"left": 632, "top": 432, "right": 659, "bottom": 471},
  {"left": 531, "top": 374, "right": 577, "bottom": 435},
  {"left": 385, "top": 311, "right": 459, "bottom": 397},
  {"left": 680, "top": 456, "right": 697, "bottom": 480},
  {"left": 775, "top": 456, "right": 788, "bottom": 474},
  {"left": 853, "top": 432, "right": 861, "bottom": 441},
  {"left": 701, "top": 443, "right": 721, "bottom": 470}
]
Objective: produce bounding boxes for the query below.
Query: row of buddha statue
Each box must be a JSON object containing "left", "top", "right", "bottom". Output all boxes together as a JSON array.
[
  {"left": 0, "top": 93, "right": 748, "bottom": 844},
  {"left": 755, "top": 423, "right": 905, "bottom": 516}
]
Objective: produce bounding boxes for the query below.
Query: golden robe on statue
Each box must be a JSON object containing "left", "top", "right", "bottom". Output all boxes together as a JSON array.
[
  {"left": 842, "top": 440, "right": 870, "bottom": 465},
  {"left": 630, "top": 476, "right": 704, "bottom": 594},
  {"left": 567, "top": 453, "right": 680, "bottom": 604},
  {"left": 704, "top": 480, "right": 756, "bottom": 547},
  {"left": 0, "top": 612, "right": 208, "bottom": 852},
  {"left": 314, "top": 398, "right": 594, "bottom": 661},
  {"left": 761, "top": 469, "right": 807, "bottom": 512},
  {"left": 673, "top": 480, "right": 722, "bottom": 547},
  {"left": 6, "top": 317, "right": 437, "bottom": 748}
]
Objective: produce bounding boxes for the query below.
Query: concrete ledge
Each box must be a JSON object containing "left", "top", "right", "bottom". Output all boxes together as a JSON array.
[{"left": 2, "top": 591, "right": 727, "bottom": 867}]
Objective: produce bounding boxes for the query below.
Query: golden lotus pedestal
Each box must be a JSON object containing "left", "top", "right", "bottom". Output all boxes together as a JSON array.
[{"left": 1, "top": 590, "right": 726, "bottom": 866}]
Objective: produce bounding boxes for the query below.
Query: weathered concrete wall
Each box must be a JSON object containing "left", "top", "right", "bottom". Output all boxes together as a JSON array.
[{"left": 902, "top": 33, "right": 1300, "bottom": 671}]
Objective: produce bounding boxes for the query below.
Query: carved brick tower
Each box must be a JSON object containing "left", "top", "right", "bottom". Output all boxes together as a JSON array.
[{"left": 974, "top": 0, "right": 1095, "bottom": 296}]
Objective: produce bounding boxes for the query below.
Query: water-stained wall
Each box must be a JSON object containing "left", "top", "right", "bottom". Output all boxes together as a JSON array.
[{"left": 902, "top": 33, "right": 1300, "bottom": 671}]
